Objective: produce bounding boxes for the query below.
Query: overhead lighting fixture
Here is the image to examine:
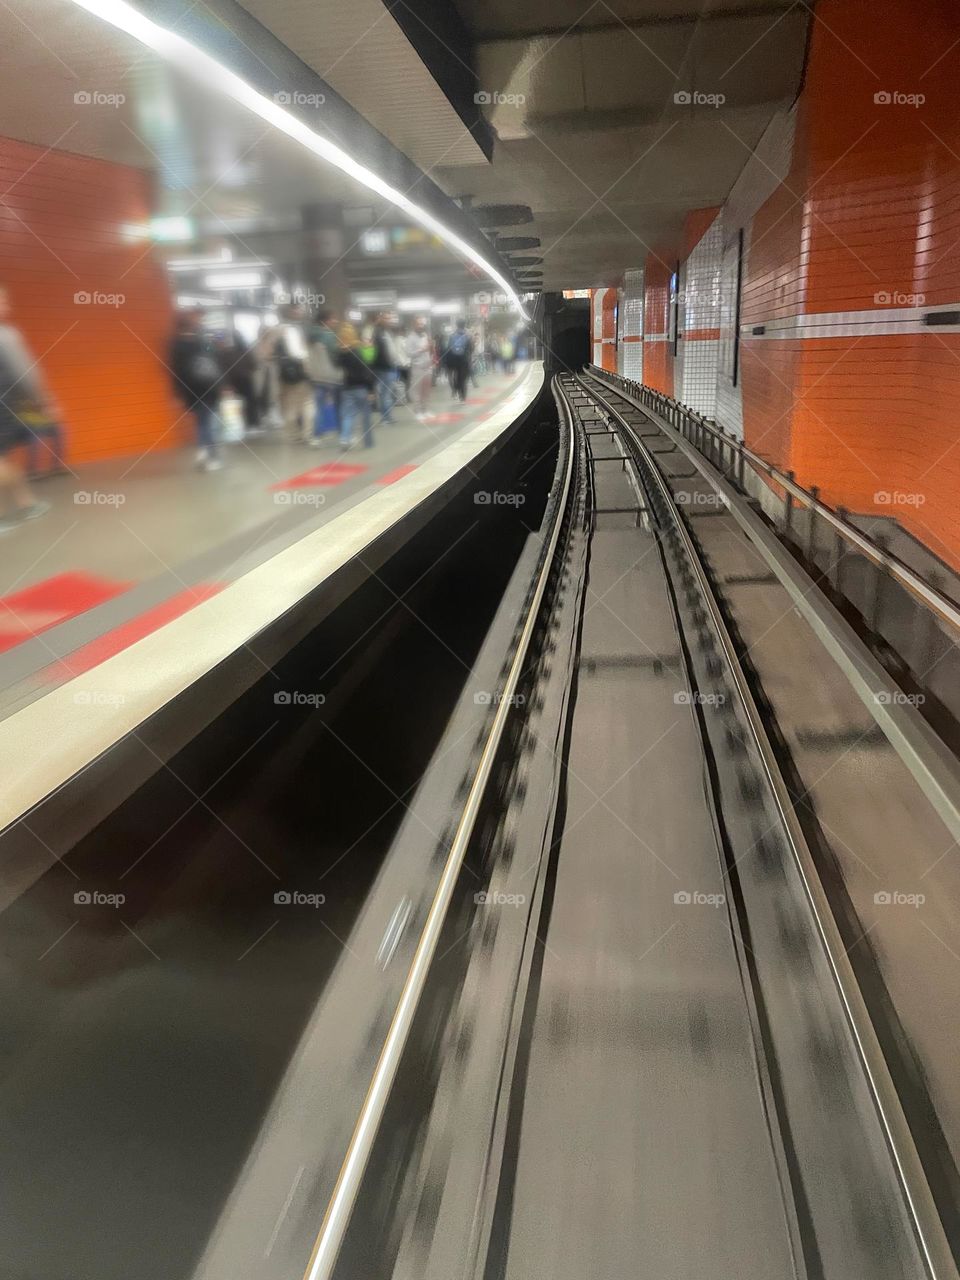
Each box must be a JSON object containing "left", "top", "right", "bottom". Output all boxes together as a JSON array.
[
  {"left": 203, "top": 270, "right": 264, "bottom": 289},
  {"left": 360, "top": 229, "right": 389, "bottom": 254},
  {"left": 167, "top": 248, "right": 233, "bottom": 270},
  {"left": 397, "top": 297, "right": 433, "bottom": 312},
  {"left": 68, "top": 0, "right": 528, "bottom": 320},
  {"left": 175, "top": 293, "right": 222, "bottom": 308},
  {"left": 150, "top": 214, "right": 195, "bottom": 242}
]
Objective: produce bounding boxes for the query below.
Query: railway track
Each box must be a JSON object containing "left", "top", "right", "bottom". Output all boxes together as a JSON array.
[
  {"left": 555, "top": 369, "right": 956, "bottom": 1279},
  {"left": 286, "top": 371, "right": 960, "bottom": 1280}
]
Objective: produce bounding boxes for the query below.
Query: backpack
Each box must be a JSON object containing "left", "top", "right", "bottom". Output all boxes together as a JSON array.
[
  {"left": 305, "top": 340, "right": 342, "bottom": 385},
  {"left": 188, "top": 350, "right": 221, "bottom": 392},
  {"left": 449, "top": 330, "right": 469, "bottom": 357},
  {"left": 276, "top": 333, "right": 306, "bottom": 385}
]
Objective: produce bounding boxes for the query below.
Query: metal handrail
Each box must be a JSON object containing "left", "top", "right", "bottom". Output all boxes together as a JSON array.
[{"left": 587, "top": 365, "right": 960, "bottom": 637}]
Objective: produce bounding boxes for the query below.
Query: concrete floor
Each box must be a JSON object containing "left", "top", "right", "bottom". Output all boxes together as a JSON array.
[{"left": 0, "top": 371, "right": 526, "bottom": 721}]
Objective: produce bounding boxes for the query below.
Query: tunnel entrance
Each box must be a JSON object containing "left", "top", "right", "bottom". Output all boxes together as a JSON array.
[{"left": 542, "top": 294, "right": 590, "bottom": 372}]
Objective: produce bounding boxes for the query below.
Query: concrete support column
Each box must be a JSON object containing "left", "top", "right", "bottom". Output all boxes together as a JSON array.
[{"left": 301, "top": 203, "right": 350, "bottom": 316}]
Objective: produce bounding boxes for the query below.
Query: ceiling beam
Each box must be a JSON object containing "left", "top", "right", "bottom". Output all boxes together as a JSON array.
[
  {"left": 383, "top": 0, "right": 496, "bottom": 161},
  {"left": 470, "top": 2, "right": 799, "bottom": 44}
]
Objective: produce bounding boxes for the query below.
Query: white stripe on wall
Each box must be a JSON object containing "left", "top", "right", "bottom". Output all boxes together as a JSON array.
[{"left": 741, "top": 300, "right": 960, "bottom": 340}]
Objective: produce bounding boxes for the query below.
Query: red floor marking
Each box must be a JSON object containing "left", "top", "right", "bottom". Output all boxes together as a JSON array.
[
  {"left": 377, "top": 465, "right": 417, "bottom": 485},
  {"left": 41, "top": 583, "right": 224, "bottom": 681},
  {"left": 0, "top": 571, "right": 131, "bottom": 654},
  {"left": 271, "top": 463, "right": 369, "bottom": 490},
  {"left": 425, "top": 413, "right": 465, "bottom": 425}
]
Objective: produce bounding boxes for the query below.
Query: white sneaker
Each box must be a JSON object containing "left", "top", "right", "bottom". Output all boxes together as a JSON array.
[
  {"left": 204, "top": 457, "right": 224, "bottom": 472},
  {"left": 195, "top": 448, "right": 209, "bottom": 467}
]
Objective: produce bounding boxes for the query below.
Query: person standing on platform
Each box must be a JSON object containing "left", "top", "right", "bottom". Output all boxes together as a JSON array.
[
  {"left": 275, "top": 303, "right": 314, "bottom": 444},
  {"left": 0, "top": 289, "right": 55, "bottom": 529},
  {"left": 0, "top": 286, "right": 62, "bottom": 518},
  {"left": 370, "top": 312, "right": 399, "bottom": 425},
  {"left": 169, "top": 309, "right": 225, "bottom": 472},
  {"left": 226, "top": 328, "right": 260, "bottom": 434},
  {"left": 393, "top": 318, "right": 411, "bottom": 406},
  {"left": 335, "top": 322, "right": 376, "bottom": 450},
  {"left": 407, "top": 317, "right": 433, "bottom": 419},
  {"left": 306, "top": 308, "right": 342, "bottom": 446},
  {"left": 444, "top": 318, "right": 473, "bottom": 402}
]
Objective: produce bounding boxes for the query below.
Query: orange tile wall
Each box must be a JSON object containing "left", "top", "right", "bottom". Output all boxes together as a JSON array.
[
  {"left": 739, "top": 0, "right": 960, "bottom": 566},
  {"left": 600, "top": 287, "right": 617, "bottom": 371},
  {"left": 643, "top": 254, "right": 674, "bottom": 396},
  {"left": 683, "top": 207, "right": 720, "bottom": 259},
  {"left": 0, "top": 136, "right": 181, "bottom": 465},
  {"left": 738, "top": 172, "right": 807, "bottom": 468}
]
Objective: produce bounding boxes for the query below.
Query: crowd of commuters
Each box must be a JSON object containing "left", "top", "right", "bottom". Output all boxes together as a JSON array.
[
  {"left": 171, "top": 304, "right": 521, "bottom": 470},
  {"left": 0, "top": 285, "right": 521, "bottom": 528}
]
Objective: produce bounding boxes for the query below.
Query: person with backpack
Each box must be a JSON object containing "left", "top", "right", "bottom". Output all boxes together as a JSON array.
[
  {"left": 444, "top": 319, "right": 473, "bottom": 402},
  {"left": 306, "top": 308, "right": 342, "bottom": 446},
  {"left": 275, "top": 303, "right": 314, "bottom": 443},
  {"left": 334, "top": 321, "right": 377, "bottom": 450},
  {"left": 169, "top": 309, "right": 225, "bottom": 471}
]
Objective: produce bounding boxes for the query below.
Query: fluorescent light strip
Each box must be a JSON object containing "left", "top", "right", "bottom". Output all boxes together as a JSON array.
[
  {"left": 167, "top": 255, "right": 234, "bottom": 271},
  {"left": 203, "top": 270, "right": 264, "bottom": 288},
  {"left": 68, "top": 0, "right": 527, "bottom": 319}
]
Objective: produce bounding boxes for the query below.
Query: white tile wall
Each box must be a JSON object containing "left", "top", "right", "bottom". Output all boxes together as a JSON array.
[
  {"left": 680, "top": 215, "right": 723, "bottom": 416},
  {"left": 620, "top": 268, "right": 644, "bottom": 381},
  {"left": 592, "top": 286, "right": 606, "bottom": 367}
]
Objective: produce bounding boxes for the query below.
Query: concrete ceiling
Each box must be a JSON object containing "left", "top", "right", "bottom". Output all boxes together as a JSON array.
[
  {"left": 237, "top": 0, "right": 490, "bottom": 172},
  {"left": 213, "top": 0, "right": 810, "bottom": 289},
  {"left": 444, "top": 0, "right": 810, "bottom": 287}
]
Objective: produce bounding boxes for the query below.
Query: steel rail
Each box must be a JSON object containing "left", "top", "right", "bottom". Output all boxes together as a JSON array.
[
  {"left": 575, "top": 371, "right": 960, "bottom": 1280},
  {"left": 588, "top": 365, "right": 960, "bottom": 637},
  {"left": 300, "top": 406, "right": 577, "bottom": 1280}
]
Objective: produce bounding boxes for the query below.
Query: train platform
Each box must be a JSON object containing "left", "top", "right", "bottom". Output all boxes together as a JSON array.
[{"left": 0, "top": 369, "right": 532, "bottom": 723}]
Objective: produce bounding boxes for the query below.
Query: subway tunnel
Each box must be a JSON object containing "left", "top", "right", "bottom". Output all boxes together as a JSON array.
[{"left": 2, "top": 2, "right": 960, "bottom": 1279}]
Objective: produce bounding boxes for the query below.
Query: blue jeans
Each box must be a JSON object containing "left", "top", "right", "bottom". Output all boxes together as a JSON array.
[
  {"left": 313, "top": 383, "right": 340, "bottom": 436},
  {"left": 195, "top": 401, "right": 219, "bottom": 457},
  {"left": 376, "top": 369, "right": 398, "bottom": 423},
  {"left": 340, "top": 387, "right": 373, "bottom": 447}
]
